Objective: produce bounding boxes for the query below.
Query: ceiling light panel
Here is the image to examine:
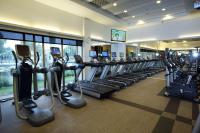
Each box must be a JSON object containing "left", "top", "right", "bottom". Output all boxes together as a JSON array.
[
  {"left": 162, "top": 14, "right": 174, "bottom": 20},
  {"left": 113, "top": 2, "right": 117, "bottom": 6},
  {"left": 156, "top": 0, "right": 161, "bottom": 4},
  {"left": 137, "top": 20, "right": 145, "bottom": 25},
  {"left": 124, "top": 10, "right": 128, "bottom": 13}
]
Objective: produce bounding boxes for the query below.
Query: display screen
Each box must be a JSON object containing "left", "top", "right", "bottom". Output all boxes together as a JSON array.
[
  {"left": 50, "top": 47, "right": 61, "bottom": 55},
  {"left": 89, "top": 50, "right": 97, "bottom": 58},
  {"left": 102, "top": 51, "right": 109, "bottom": 57},
  {"left": 194, "top": 0, "right": 200, "bottom": 9},
  {"left": 16, "top": 45, "right": 30, "bottom": 58},
  {"left": 111, "top": 52, "right": 117, "bottom": 57},
  {"left": 111, "top": 29, "right": 126, "bottom": 42}
]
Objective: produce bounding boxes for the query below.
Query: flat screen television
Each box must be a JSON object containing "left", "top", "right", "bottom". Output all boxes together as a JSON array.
[
  {"left": 111, "top": 29, "right": 126, "bottom": 42},
  {"left": 89, "top": 50, "right": 97, "bottom": 58},
  {"left": 194, "top": 0, "right": 200, "bottom": 9},
  {"left": 102, "top": 51, "right": 109, "bottom": 57}
]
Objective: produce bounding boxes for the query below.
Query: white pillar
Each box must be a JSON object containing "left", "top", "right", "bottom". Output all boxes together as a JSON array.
[
  {"left": 136, "top": 43, "right": 141, "bottom": 57},
  {"left": 82, "top": 18, "right": 92, "bottom": 79},
  {"left": 111, "top": 43, "right": 126, "bottom": 60},
  {"left": 82, "top": 18, "right": 92, "bottom": 62}
]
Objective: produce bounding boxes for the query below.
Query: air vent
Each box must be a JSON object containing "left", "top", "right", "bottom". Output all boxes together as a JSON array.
[{"left": 90, "top": 0, "right": 109, "bottom": 7}]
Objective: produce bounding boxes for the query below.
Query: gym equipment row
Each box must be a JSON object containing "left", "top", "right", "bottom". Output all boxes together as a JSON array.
[{"left": 164, "top": 48, "right": 200, "bottom": 103}]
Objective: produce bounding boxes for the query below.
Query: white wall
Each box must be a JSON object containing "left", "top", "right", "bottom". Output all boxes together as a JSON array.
[
  {"left": 88, "top": 20, "right": 112, "bottom": 41},
  {"left": 0, "top": 0, "right": 83, "bottom": 36},
  {"left": 127, "top": 15, "right": 200, "bottom": 41},
  {"left": 0, "top": 0, "right": 114, "bottom": 41},
  {"left": 111, "top": 43, "right": 126, "bottom": 60}
]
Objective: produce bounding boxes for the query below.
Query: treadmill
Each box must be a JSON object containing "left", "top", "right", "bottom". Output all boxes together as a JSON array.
[
  {"left": 92, "top": 51, "right": 126, "bottom": 90},
  {"left": 114, "top": 59, "right": 147, "bottom": 81},
  {"left": 104, "top": 53, "right": 137, "bottom": 85},
  {"left": 73, "top": 54, "right": 116, "bottom": 99}
]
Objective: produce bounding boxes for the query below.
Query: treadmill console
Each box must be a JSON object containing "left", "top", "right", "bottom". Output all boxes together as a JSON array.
[
  {"left": 102, "top": 51, "right": 109, "bottom": 57},
  {"left": 89, "top": 50, "right": 98, "bottom": 63},
  {"left": 89, "top": 51, "right": 97, "bottom": 58},
  {"left": 111, "top": 52, "right": 117, "bottom": 57},
  {"left": 120, "top": 52, "right": 124, "bottom": 58}
]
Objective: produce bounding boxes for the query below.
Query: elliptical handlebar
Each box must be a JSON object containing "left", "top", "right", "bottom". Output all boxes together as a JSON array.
[
  {"left": 12, "top": 51, "right": 18, "bottom": 69},
  {"left": 35, "top": 52, "right": 40, "bottom": 69},
  {"left": 65, "top": 53, "right": 69, "bottom": 62}
]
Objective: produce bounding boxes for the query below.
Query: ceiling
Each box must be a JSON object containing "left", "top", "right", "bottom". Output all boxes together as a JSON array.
[
  {"left": 73, "top": 0, "right": 196, "bottom": 26},
  {"left": 136, "top": 38, "right": 200, "bottom": 50}
]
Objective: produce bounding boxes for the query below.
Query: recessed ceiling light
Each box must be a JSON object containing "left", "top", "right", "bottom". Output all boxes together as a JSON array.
[
  {"left": 162, "top": 14, "right": 174, "bottom": 20},
  {"left": 156, "top": 0, "right": 161, "bottom": 4},
  {"left": 113, "top": 3, "right": 117, "bottom": 6},
  {"left": 124, "top": 10, "right": 128, "bottom": 13},
  {"left": 132, "top": 16, "right": 135, "bottom": 18},
  {"left": 137, "top": 20, "right": 145, "bottom": 25},
  {"left": 162, "top": 8, "right": 166, "bottom": 11}
]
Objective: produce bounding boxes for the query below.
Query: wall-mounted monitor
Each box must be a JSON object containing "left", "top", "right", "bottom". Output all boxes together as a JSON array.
[
  {"left": 111, "top": 29, "right": 126, "bottom": 42},
  {"left": 194, "top": 0, "right": 200, "bottom": 9}
]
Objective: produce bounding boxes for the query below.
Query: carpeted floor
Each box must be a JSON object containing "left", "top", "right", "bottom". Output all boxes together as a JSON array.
[{"left": 0, "top": 72, "right": 199, "bottom": 133}]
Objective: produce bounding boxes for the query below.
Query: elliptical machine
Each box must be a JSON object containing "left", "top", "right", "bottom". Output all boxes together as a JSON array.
[
  {"left": 50, "top": 47, "right": 86, "bottom": 109},
  {"left": 11, "top": 45, "right": 55, "bottom": 127},
  {"left": 164, "top": 48, "right": 200, "bottom": 103}
]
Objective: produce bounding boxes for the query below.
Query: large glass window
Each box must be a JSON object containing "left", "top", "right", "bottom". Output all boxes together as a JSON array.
[
  {"left": 0, "top": 30, "right": 83, "bottom": 99},
  {"left": 0, "top": 39, "right": 23, "bottom": 98},
  {"left": 35, "top": 43, "right": 44, "bottom": 89},
  {"left": 63, "top": 45, "right": 78, "bottom": 83},
  {"left": 44, "top": 43, "right": 61, "bottom": 68}
]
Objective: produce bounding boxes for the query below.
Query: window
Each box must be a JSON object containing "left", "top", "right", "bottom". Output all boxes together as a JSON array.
[
  {"left": 35, "top": 35, "right": 42, "bottom": 42},
  {"left": 35, "top": 43, "right": 45, "bottom": 89},
  {"left": 0, "top": 39, "right": 23, "bottom": 98},
  {"left": 0, "top": 30, "right": 23, "bottom": 40},
  {"left": 25, "top": 34, "right": 33, "bottom": 41},
  {"left": 63, "top": 45, "right": 77, "bottom": 83},
  {"left": 0, "top": 30, "right": 83, "bottom": 99}
]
